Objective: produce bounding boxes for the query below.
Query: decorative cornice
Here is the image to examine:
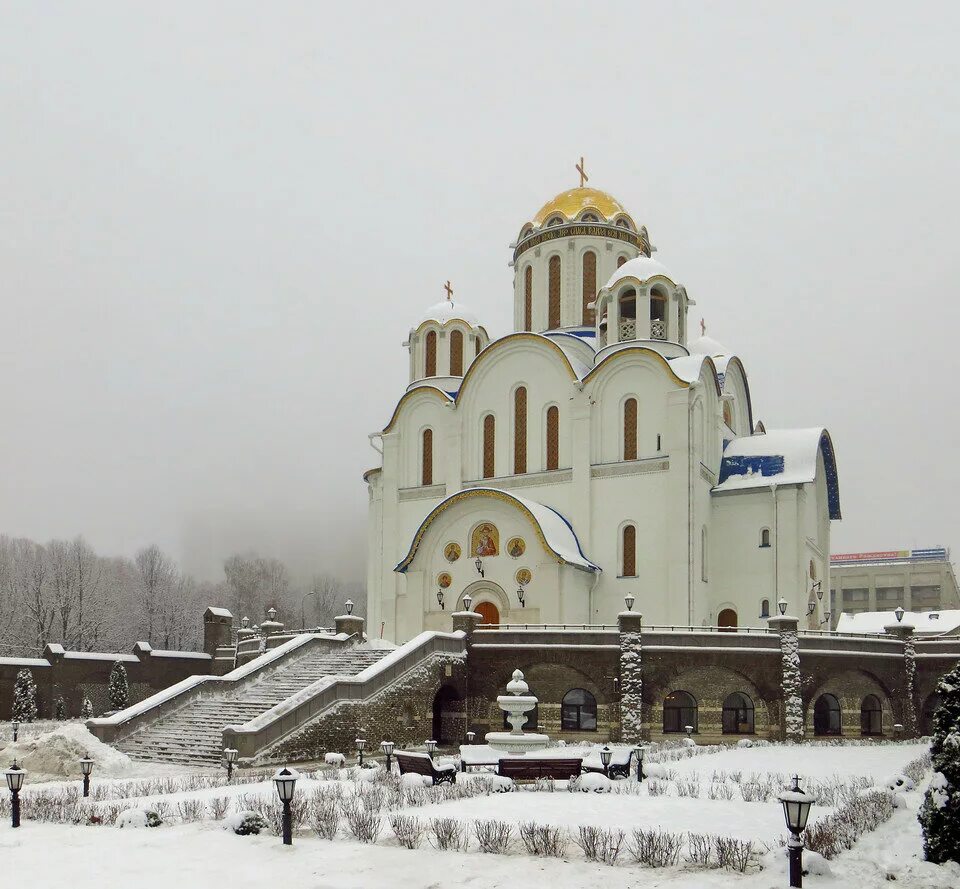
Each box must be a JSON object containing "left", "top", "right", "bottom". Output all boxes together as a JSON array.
[
  {"left": 398, "top": 484, "right": 446, "bottom": 502},
  {"left": 591, "top": 459, "right": 669, "bottom": 479},
  {"left": 463, "top": 468, "right": 573, "bottom": 490}
]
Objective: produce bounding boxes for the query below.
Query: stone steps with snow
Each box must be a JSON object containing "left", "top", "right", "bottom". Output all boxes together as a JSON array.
[{"left": 116, "top": 645, "right": 389, "bottom": 765}]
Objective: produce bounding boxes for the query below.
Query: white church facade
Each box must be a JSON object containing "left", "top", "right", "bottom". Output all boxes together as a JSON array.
[{"left": 365, "top": 182, "right": 841, "bottom": 643}]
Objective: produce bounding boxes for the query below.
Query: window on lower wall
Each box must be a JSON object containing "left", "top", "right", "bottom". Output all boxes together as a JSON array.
[
  {"left": 663, "top": 691, "right": 698, "bottom": 733},
  {"left": 560, "top": 688, "right": 597, "bottom": 731},
  {"left": 721, "top": 693, "right": 755, "bottom": 734},
  {"left": 813, "top": 693, "right": 842, "bottom": 736},
  {"left": 860, "top": 694, "right": 882, "bottom": 736}
]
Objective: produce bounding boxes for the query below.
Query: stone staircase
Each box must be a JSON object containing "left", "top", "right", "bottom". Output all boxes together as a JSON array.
[{"left": 116, "top": 646, "right": 387, "bottom": 766}]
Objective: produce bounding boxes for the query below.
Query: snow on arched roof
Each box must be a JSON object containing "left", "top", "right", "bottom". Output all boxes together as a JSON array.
[
  {"left": 714, "top": 428, "right": 841, "bottom": 519},
  {"left": 394, "top": 487, "right": 599, "bottom": 573},
  {"left": 604, "top": 254, "right": 676, "bottom": 289},
  {"left": 415, "top": 299, "right": 481, "bottom": 328}
]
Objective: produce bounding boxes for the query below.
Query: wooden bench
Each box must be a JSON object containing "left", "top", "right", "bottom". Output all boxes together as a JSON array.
[
  {"left": 395, "top": 751, "right": 457, "bottom": 786},
  {"left": 496, "top": 757, "right": 583, "bottom": 782},
  {"left": 583, "top": 748, "right": 634, "bottom": 779}
]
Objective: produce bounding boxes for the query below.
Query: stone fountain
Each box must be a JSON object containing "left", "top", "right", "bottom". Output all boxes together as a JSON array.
[{"left": 484, "top": 669, "right": 549, "bottom": 753}]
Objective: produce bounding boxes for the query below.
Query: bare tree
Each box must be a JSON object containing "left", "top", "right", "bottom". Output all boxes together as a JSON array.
[{"left": 134, "top": 544, "right": 175, "bottom": 645}]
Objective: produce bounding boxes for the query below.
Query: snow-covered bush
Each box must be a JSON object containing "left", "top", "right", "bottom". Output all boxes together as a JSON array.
[
  {"left": 108, "top": 661, "right": 129, "bottom": 711},
  {"left": 572, "top": 772, "right": 612, "bottom": 793},
  {"left": 804, "top": 790, "right": 895, "bottom": 859},
  {"left": 428, "top": 816, "right": 466, "bottom": 851},
  {"left": 80, "top": 697, "right": 93, "bottom": 719},
  {"left": 574, "top": 825, "right": 625, "bottom": 863},
  {"left": 473, "top": 819, "right": 512, "bottom": 854},
  {"left": 116, "top": 808, "right": 163, "bottom": 829},
  {"left": 12, "top": 669, "right": 38, "bottom": 722},
  {"left": 400, "top": 772, "right": 429, "bottom": 789},
  {"left": 629, "top": 827, "right": 683, "bottom": 866},
  {"left": 390, "top": 814, "right": 425, "bottom": 849},
  {"left": 227, "top": 810, "right": 268, "bottom": 835},
  {"left": 919, "top": 660, "right": 960, "bottom": 864},
  {"left": 518, "top": 821, "right": 567, "bottom": 857},
  {"left": 884, "top": 773, "right": 915, "bottom": 792},
  {"left": 736, "top": 738, "right": 753, "bottom": 748},
  {"left": 309, "top": 795, "right": 340, "bottom": 840},
  {"left": 324, "top": 752, "right": 346, "bottom": 767}
]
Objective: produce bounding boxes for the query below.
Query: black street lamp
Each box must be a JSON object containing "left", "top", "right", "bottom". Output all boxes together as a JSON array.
[
  {"left": 380, "top": 740, "right": 395, "bottom": 773},
  {"left": 273, "top": 766, "right": 300, "bottom": 846},
  {"left": 80, "top": 755, "right": 94, "bottom": 798},
  {"left": 425, "top": 739, "right": 437, "bottom": 759},
  {"left": 624, "top": 593, "right": 635, "bottom": 612},
  {"left": 5, "top": 760, "right": 24, "bottom": 828},
  {"left": 436, "top": 589, "right": 445, "bottom": 610},
  {"left": 224, "top": 747, "right": 238, "bottom": 781},
  {"left": 11, "top": 720, "right": 18, "bottom": 743},
  {"left": 599, "top": 745, "right": 612, "bottom": 778},
  {"left": 474, "top": 557, "right": 484, "bottom": 578},
  {"left": 895, "top": 605, "right": 905, "bottom": 623},
  {"left": 778, "top": 598, "right": 788, "bottom": 617},
  {"left": 462, "top": 594, "right": 473, "bottom": 612},
  {"left": 634, "top": 745, "right": 645, "bottom": 783},
  {"left": 685, "top": 724, "right": 694, "bottom": 740},
  {"left": 779, "top": 775, "right": 814, "bottom": 888},
  {"left": 345, "top": 599, "right": 355, "bottom": 616},
  {"left": 466, "top": 731, "right": 476, "bottom": 745},
  {"left": 266, "top": 606, "right": 278, "bottom": 622},
  {"left": 516, "top": 585, "right": 526, "bottom": 607},
  {"left": 355, "top": 737, "right": 367, "bottom": 767}
]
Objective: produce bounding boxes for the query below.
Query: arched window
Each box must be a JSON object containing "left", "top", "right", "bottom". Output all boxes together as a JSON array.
[
  {"left": 760, "top": 528, "right": 771, "bottom": 548},
  {"left": 623, "top": 397, "right": 638, "bottom": 461},
  {"left": 722, "top": 693, "right": 755, "bottom": 734},
  {"left": 814, "top": 693, "right": 842, "bottom": 736},
  {"left": 860, "top": 695, "right": 882, "bottom": 736},
  {"left": 650, "top": 290, "right": 667, "bottom": 340},
  {"left": 701, "top": 526, "right": 708, "bottom": 581},
  {"left": 619, "top": 288, "right": 637, "bottom": 319},
  {"left": 561, "top": 688, "right": 597, "bottom": 731},
  {"left": 718, "top": 608, "right": 738, "bottom": 630},
  {"left": 622, "top": 525, "right": 637, "bottom": 577},
  {"left": 482, "top": 415, "right": 495, "bottom": 479},
  {"left": 663, "top": 691, "right": 697, "bottom": 733},
  {"left": 546, "top": 405, "right": 559, "bottom": 471},
  {"left": 548, "top": 255, "right": 561, "bottom": 329},
  {"left": 425, "top": 330, "right": 437, "bottom": 377},
  {"left": 617, "top": 255, "right": 628, "bottom": 268},
  {"left": 760, "top": 598, "right": 770, "bottom": 618},
  {"left": 513, "top": 386, "right": 527, "bottom": 475},
  {"left": 524, "top": 265, "right": 533, "bottom": 332},
  {"left": 421, "top": 428, "right": 433, "bottom": 486},
  {"left": 450, "top": 329, "right": 463, "bottom": 376},
  {"left": 582, "top": 251, "right": 597, "bottom": 326}
]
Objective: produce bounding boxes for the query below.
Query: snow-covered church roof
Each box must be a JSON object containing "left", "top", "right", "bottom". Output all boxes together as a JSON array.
[
  {"left": 713, "top": 428, "right": 841, "bottom": 519},
  {"left": 688, "top": 334, "right": 730, "bottom": 358},
  {"left": 415, "top": 299, "right": 482, "bottom": 328},
  {"left": 604, "top": 254, "right": 676, "bottom": 289},
  {"left": 395, "top": 487, "right": 599, "bottom": 573}
]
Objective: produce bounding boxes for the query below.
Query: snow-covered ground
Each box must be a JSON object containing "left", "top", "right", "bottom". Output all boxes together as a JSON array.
[{"left": 2, "top": 740, "right": 956, "bottom": 887}]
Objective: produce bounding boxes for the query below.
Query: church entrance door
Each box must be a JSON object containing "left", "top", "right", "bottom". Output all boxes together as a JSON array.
[
  {"left": 475, "top": 601, "right": 500, "bottom": 625},
  {"left": 717, "top": 608, "right": 738, "bottom": 631}
]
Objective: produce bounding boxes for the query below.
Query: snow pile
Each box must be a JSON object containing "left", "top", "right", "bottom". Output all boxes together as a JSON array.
[
  {"left": 323, "top": 752, "right": 346, "bottom": 767},
  {"left": 224, "top": 810, "right": 268, "bottom": 835},
  {"left": 116, "top": 808, "right": 164, "bottom": 829},
  {"left": 574, "top": 772, "right": 612, "bottom": 793},
  {"left": 884, "top": 773, "right": 915, "bottom": 792},
  {"left": 0, "top": 722, "right": 132, "bottom": 781},
  {"left": 401, "top": 772, "right": 429, "bottom": 788}
]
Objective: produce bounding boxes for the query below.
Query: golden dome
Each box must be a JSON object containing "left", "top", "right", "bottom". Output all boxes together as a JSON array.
[{"left": 531, "top": 186, "right": 629, "bottom": 227}]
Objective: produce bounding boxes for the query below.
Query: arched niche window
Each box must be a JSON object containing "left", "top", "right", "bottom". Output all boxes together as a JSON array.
[
  {"left": 425, "top": 330, "right": 437, "bottom": 377},
  {"left": 623, "top": 397, "right": 638, "bottom": 461},
  {"left": 860, "top": 695, "right": 882, "bottom": 736},
  {"left": 421, "top": 428, "right": 433, "bottom": 486},
  {"left": 581, "top": 212, "right": 599, "bottom": 222},
  {"left": 663, "top": 690, "right": 697, "bottom": 733},
  {"left": 524, "top": 265, "right": 533, "bottom": 332},
  {"left": 617, "top": 255, "right": 628, "bottom": 268},
  {"left": 701, "top": 526, "right": 708, "bottom": 581},
  {"left": 548, "top": 255, "right": 561, "bottom": 329},
  {"left": 561, "top": 688, "right": 597, "bottom": 731},
  {"left": 449, "top": 329, "right": 463, "bottom": 376},
  {"left": 722, "top": 692, "right": 755, "bottom": 734},
  {"left": 760, "top": 598, "right": 770, "bottom": 618},
  {"left": 616, "top": 218, "right": 632, "bottom": 230},
  {"left": 513, "top": 386, "right": 527, "bottom": 475},
  {"left": 546, "top": 405, "right": 559, "bottom": 471},
  {"left": 760, "top": 528, "right": 771, "bottom": 548},
  {"left": 482, "top": 414, "right": 495, "bottom": 479},
  {"left": 619, "top": 287, "right": 637, "bottom": 319},
  {"left": 581, "top": 251, "right": 597, "bottom": 326},
  {"left": 650, "top": 289, "right": 667, "bottom": 340},
  {"left": 547, "top": 215, "right": 563, "bottom": 227},
  {"left": 813, "top": 693, "right": 842, "bottom": 736},
  {"left": 621, "top": 524, "right": 637, "bottom": 577},
  {"left": 722, "top": 401, "right": 733, "bottom": 428}
]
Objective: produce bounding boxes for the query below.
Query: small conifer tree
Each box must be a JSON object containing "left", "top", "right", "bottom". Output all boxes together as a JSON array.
[
  {"left": 919, "top": 661, "right": 960, "bottom": 863},
  {"left": 108, "top": 661, "right": 129, "bottom": 711},
  {"left": 80, "top": 697, "right": 94, "bottom": 719},
  {"left": 55, "top": 695, "right": 66, "bottom": 720},
  {"left": 12, "top": 668, "right": 39, "bottom": 722}
]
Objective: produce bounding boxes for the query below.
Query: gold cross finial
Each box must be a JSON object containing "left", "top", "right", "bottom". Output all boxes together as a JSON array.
[
  {"left": 700, "top": 318, "right": 706, "bottom": 336},
  {"left": 444, "top": 280, "right": 453, "bottom": 301},
  {"left": 576, "top": 156, "right": 588, "bottom": 188}
]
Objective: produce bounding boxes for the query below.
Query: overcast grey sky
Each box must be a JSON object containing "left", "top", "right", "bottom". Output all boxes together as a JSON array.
[{"left": 2, "top": 2, "right": 958, "bottom": 583}]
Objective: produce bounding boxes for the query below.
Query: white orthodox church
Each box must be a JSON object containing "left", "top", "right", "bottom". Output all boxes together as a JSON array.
[{"left": 365, "top": 181, "right": 841, "bottom": 642}]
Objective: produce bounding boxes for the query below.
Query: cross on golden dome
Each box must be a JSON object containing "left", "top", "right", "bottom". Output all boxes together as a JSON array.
[{"left": 576, "top": 156, "right": 588, "bottom": 188}]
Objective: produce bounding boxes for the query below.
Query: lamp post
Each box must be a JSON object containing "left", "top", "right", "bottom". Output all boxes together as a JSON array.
[
  {"left": 11, "top": 720, "right": 18, "bottom": 742},
  {"left": 599, "top": 745, "right": 612, "bottom": 778},
  {"left": 345, "top": 599, "right": 355, "bottom": 616},
  {"left": 895, "top": 605, "right": 905, "bottom": 623},
  {"left": 355, "top": 737, "right": 367, "bottom": 767},
  {"left": 241, "top": 616, "right": 250, "bottom": 629},
  {"left": 474, "top": 557, "right": 484, "bottom": 578},
  {"left": 685, "top": 725, "right": 694, "bottom": 740},
  {"left": 778, "top": 598, "right": 788, "bottom": 617},
  {"left": 273, "top": 767, "right": 300, "bottom": 845},
  {"left": 380, "top": 740, "right": 395, "bottom": 773},
  {"left": 779, "top": 775, "right": 814, "bottom": 888},
  {"left": 80, "top": 755, "right": 94, "bottom": 798},
  {"left": 820, "top": 609, "right": 832, "bottom": 628},
  {"left": 466, "top": 731, "right": 476, "bottom": 745},
  {"left": 462, "top": 594, "right": 473, "bottom": 612},
  {"left": 436, "top": 589, "right": 445, "bottom": 610},
  {"left": 266, "top": 606, "right": 278, "bottom": 622},
  {"left": 5, "top": 760, "right": 24, "bottom": 828},
  {"left": 425, "top": 739, "right": 437, "bottom": 759},
  {"left": 893, "top": 723, "right": 903, "bottom": 740},
  {"left": 516, "top": 584, "right": 526, "bottom": 608},
  {"left": 224, "top": 747, "right": 238, "bottom": 781},
  {"left": 624, "top": 593, "right": 635, "bottom": 612},
  {"left": 634, "top": 745, "right": 645, "bottom": 783}
]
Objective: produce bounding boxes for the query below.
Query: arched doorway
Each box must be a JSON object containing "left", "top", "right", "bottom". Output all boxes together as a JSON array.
[
  {"left": 475, "top": 601, "right": 500, "bottom": 625},
  {"left": 860, "top": 695, "right": 882, "bottom": 736},
  {"left": 718, "top": 608, "right": 738, "bottom": 631},
  {"left": 813, "top": 693, "right": 842, "bottom": 736},
  {"left": 722, "top": 692, "right": 755, "bottom": 734},
  {"left": 431, "top": 685, "right": 464, "bottom": 745}
]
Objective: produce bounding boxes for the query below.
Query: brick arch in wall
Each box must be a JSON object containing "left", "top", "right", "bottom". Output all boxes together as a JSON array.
[
  {"left": 804, "top": 670, "right": 895, "bottom": 739},
  {"left": 646, "top": 665, "right": 774, "bottom": 741}
]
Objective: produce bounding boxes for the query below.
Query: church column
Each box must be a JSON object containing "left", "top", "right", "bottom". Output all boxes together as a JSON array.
[
  {"left": 446, "top": 405, "right": 463, "bottom": 495},
  {"left": 609, "top": 291, "right": 621, "bottom": 345},
  {"left": 380, "top": 432, "right": 402, "bottom": 640},
  {"left": 884, "top": 620, "right": 918, "bottom": 737},
  {"left": 768, "top": 614, "right": 803, "bottom": 742},
  {"left": 570, "top": 390, "right": 592, "bottom": 550}
]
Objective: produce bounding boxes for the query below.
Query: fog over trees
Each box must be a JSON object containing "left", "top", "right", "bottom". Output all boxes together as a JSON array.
[{"left": 0, "top": 534, "right": 363, "bottom": 657}]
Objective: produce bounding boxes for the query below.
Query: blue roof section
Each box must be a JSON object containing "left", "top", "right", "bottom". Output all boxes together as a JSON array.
[{"left": 718, "top": 455, "right": 785, "bottom": 482}]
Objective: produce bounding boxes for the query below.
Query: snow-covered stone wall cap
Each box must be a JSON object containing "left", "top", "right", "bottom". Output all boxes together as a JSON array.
[{"left": 205, "top": 606, "right": 233, "bottom": 618}]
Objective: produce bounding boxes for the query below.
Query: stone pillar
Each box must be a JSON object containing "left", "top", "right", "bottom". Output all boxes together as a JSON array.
[
  {"left": 768, "top": 615, "right": 803, "bottom": 742},
  {"left": 885, "top": 622, "right": 918, "bottom": 737},
  {"left": 203, "top": 607, "right": 233, "bottom": 657},
  {"left": 335, "top": 613, "right": 366, "bottom": 639},
  {"left": 452, "top": 609, "right": 482, "bottom": 736},
  {"left": 618, "top": 610, "right": 643, "bottom": 743}
]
